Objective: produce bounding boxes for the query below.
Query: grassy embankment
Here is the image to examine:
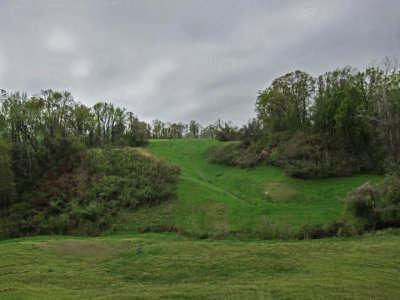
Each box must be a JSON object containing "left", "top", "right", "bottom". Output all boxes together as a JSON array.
[
  {"left": 1, "top": 232, "right": 400, "bottom": 299},
  {"left": 118, "top": 139, "right": 381, "bottom": 238}
]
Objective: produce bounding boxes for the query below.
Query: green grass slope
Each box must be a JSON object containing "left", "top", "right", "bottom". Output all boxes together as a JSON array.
[
  {"left": 1, "top": 232, "right": 400, "bottom": 299},
  {"left": 118, "top": 139, "right": 381, "bottom": 238}
]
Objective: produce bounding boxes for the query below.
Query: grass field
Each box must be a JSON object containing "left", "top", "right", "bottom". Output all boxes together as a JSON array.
[
  {"left": 117, "top": 139, "right": 382, "bottom": 238},
  {"left": 1, "top": 231, "right": 400, "bottom": 299}
]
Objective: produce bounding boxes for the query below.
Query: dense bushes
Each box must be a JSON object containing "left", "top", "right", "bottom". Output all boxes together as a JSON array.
[
  {"left": 273, "top": 132, "right": 383, "bottom": 178},
  {"left": 0, "top": 91, "right": 150, "bottom": 191},
  {"left": 205, "top": 143, "right": 242, "bottom": 166},
  {"left": 14, "top": 147, "right": 180, "bottom": 236},
  {"left": 0, "top": 90, "right": 166, "bottom": 238},
  {"left": 205, "top": 131, "right": 382, "bottom": 178},
  {"left": 344, "top": 176, "right": 400, "bottom": 231},
  {"left": 205, "top": 141, "right": 268, "bottom": 168},
  {"left": 0, "top": 137, "right": 15, "bottom": 239}
]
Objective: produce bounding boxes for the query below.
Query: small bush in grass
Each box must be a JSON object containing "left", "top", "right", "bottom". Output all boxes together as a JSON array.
[
  {"left": 344, "top": 176, "right": 400, "bottom": 232},
  {"left": 345, "top": 182, "right": 380, "bottom": 227}
]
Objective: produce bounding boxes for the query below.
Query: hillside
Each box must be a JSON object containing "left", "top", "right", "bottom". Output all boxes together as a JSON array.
[
  {"left": 117, "top": 139, "right": 381, "bottom": 238},
  {"left": 1, "top": 2, "right": 399, "bottom": 298},
  {"left": 6, "top": 147, "right": 180, "bottom": 237},
  {"left": 1, "top": 139, "right": 399, "bottom": 299}
]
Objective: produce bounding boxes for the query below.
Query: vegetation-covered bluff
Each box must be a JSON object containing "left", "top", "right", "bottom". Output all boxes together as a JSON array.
[
  {"left": 0, "top": 91, "right": 180, "bottom": 238},
  {"left": 1, "top": 57, "right": 400, "bottom": 240}
]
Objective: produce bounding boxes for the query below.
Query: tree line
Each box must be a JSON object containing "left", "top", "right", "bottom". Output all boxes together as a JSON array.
[
  {"left": 150, "top": 118, "right": 248, "bottom": 140},
  {"left": 206, "top": 57, "right": 400, "bottom": 178},
  {"left": 0, "top": 90, "right": 152, "bottom": 194},
  {"left": 255, "top": 57, "right": 400, "bottom": 174}
]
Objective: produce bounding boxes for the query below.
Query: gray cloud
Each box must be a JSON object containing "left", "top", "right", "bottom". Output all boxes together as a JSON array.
[{"left": 0, "top": 0, "right": 399, "bottom": 125}]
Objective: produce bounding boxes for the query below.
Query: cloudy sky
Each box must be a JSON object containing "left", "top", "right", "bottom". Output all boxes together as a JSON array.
[{"left": 0, "top": 0, "right": 399, "bottom": 125}]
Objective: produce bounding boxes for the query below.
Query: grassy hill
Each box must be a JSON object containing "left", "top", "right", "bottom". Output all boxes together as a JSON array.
[
  {"left": 1, "top": 231, "right": 400, "bottom": 299},
  {"left": 118, "top": 139, "right": 381, "bottom": 238},
  {"left": 2, "top": 139, "right": 399, "bottom": 299}
]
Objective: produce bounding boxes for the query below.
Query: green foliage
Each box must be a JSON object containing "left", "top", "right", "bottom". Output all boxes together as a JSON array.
[
  {"left": 273, "top": 132, "right": 381, "bottom": 178},
  {"left": 0, "top": 90, "right": 151, "bottom": 188},
  {"left": 206, "top": 127, "right": 380, "bottom": 179},
  {"left": 13, "top": 147, "right": 180, "bottom": 236},
  {"left": 123, "top": 113, "right": 150, "bottom": 146},
  {"left": 344, "top": 176, "right": 400, "bottom": 231},
  {"left": 0, "top": 136, "right": 16, "bottom": 239},
  {"left": 256, "top": 70, "right": 315, "bottom": 133},
  {"left": 205, "top": 140, "right": 267, "bottom": 168},
  {"left": 232, "top": 60, "right": 400, "bottom": 178},
  {"left": 0, "top": 90, "right": 155, "bottom": 236},
  {"left": 205, "top": 143, "right": 242, "bottom": 166},
  {"left": 188, "top": 120, "right": 200, "bottom": 138},
  {"left": 0, "top": 137, "right": 15, "bottom": 198},
  {"left": 215, "top": 120, "right": 239, "bottom": 141}
]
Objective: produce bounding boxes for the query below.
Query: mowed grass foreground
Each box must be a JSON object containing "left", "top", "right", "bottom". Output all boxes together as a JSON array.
[
  {"left": 1, "top": 232, "right": 400, "bottom": 299},
  {"left": 119, "top": 139, "right": 381, "bottom": 237}
]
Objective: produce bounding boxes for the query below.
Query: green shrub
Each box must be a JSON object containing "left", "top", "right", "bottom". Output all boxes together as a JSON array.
[
  {"left": 206, "top": 132, "right": 382, "bottom": 178},
  {"left": 205, "top": 141, "right": 269, "bottom": 169},
  {"left": 344, "top": 176, "right": 400, "bottom": 232},
  {"left": 0, "top": 137, "right": 16, "bottom": 239},
  {"left": 13, "top": 147, "right": 181, "bottom": 236},
  {"left": 274, "top": 132, "right": 381, "bottom": 178},
  {"left": 205, "top": 143, "right": 242, "bottom": 166}
]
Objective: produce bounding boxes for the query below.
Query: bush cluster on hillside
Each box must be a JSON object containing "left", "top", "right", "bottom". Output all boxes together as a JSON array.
[
  {"left": 205, "top": 141, "right": 268, "bottom": 169},
  {"left": 273, "top": 133, "right": 383, "bottom": 178},
  {"left": 13, "top": 147, "right": 180, "bottom": 236},
  {"left": 344, "top": 176, "right": 400, "bottom": 231},
  {"left": 0, "top": 90, "right": 183, "bottom": 238}
]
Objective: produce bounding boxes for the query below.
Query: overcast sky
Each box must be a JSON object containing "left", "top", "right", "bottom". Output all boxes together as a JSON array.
[{"left": 0, "top": 0, "right": 399, "bottom": 125}]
